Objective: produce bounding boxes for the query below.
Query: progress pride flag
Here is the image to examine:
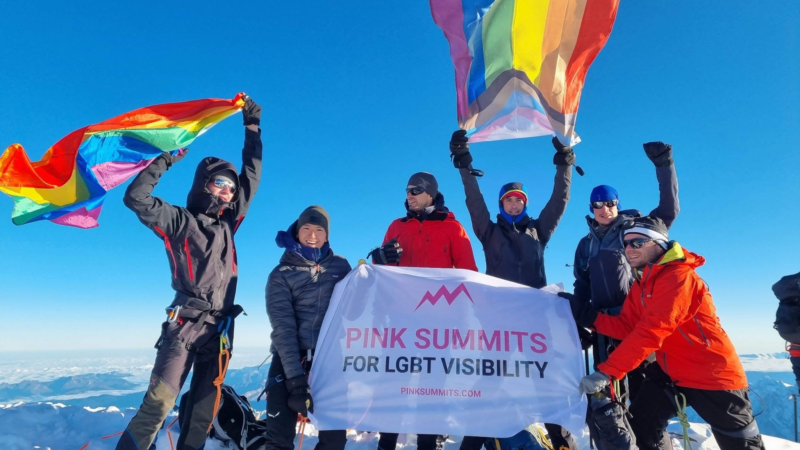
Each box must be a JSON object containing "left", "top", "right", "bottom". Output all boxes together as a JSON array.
[{"left": 309, "top": 265, "right": 586, "bottom": 437}]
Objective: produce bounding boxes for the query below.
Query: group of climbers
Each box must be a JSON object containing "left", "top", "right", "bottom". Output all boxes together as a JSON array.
[{"left": 114, "top": 105, "right": 767, "bottom": 450}]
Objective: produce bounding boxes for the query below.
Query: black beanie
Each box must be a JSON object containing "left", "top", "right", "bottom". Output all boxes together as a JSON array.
[
  {"left": 624, "top": 216, "right": 669, "bottom": 249},
  {"left": 296, "top": 205, "right": 330, "bottom": 237},
  {"left": 407, "top": 172, "right": 439, "bottom": 199}
]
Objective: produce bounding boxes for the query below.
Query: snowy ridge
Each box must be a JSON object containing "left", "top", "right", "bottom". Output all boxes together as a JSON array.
[
  {"left": 0, "top": 402, "right": 797, "bottom": 450},
  {"left": 1, "top": 351, "right": 798, "bottom": 449}
]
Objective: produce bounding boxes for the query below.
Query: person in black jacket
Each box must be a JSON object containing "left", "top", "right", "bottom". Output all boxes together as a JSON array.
[
  {"left": 561, "top": 142, "right": 679, "bottom": 391},
  {"left": 116, "top": 97, "right": 262, "bottom": 450},
  {"left": 450, "top": 130, "right": 577, "bottom": 450},
  {"left": 265, "top": 206, "right": 352, "bottom": 450},
  {"left": 773, "top": 272, "right": 800, "bottom": 392}
]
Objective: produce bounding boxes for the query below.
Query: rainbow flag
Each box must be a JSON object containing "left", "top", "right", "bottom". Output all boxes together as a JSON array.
[
  {"left": 0, "top": 94, "right": 246, "bottom": 228},
  {"left": 430, "top": 0, "right": 619, "bottom": 145}
]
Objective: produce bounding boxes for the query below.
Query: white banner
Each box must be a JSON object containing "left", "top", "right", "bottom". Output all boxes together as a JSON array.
[{"left": 309, "top": 265, "right": 586, "bottom": 437}]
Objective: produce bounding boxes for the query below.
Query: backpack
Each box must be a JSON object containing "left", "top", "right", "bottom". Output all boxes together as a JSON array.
[
  {"left": 773, "top": 272, "right": 800, "bottom": 343},
  {"left": 179, "top": 384, "right": 267, "bottom": 450},
  {"left": 487, "top": 427, "right": 550, "bottom": 450}
]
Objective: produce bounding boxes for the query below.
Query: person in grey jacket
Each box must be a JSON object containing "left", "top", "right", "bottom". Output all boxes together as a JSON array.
[
  {"left": 449, "top": 129, "right": 577, "bottom": 450},
  {"left": 264, "top": 206, "right": 352, "bottom": 450}
]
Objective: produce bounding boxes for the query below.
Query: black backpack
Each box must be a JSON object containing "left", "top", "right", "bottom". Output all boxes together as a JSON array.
[
  {"left": 773, "top": 272, "right": 800, "bottom": 343},
  {"left": 179, "top": 384, "right": 267, "bottom": 450}
]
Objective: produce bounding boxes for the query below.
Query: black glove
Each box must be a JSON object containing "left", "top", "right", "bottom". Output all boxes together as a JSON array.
[
  {"left": 643, "top": 141, "right": 673, "bottom": 167},
  {"left": 557, "top": 291, "right": 582, "bottom": 320},
  {"left": 285, "top": 376, "right": 314, "bottom": 417},
  {"left": 242, "top": 95, "right": 262, "bottom": 127},
  {"left": 369, "top": 239, "right": 403, "bottom": 265},
  {"left": 449, "top": 129, "right": 473, "bottom": 169},
  {"left": 557, "top": 291, "right": 598, "bottom": 327},
  {"left": 552, "top": 137, "right": 576, "bottom": 166},
  {"left": 577, "top": 326, "right": 595, "bottom": 351},
  {"left": 160, "top": 147, "right": 189, "bottom": 169}
]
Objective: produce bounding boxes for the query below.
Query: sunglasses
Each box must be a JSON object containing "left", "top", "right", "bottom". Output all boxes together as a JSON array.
[
  {"left": 211, "top": 177, "right": 237, "bottom": 192},
  {"left": 623, "top": 238, "right": 654, "bottom": 249},
  {"left": 406, "top": 187, "right": 426, "bottom": 196},
  {"left": 591, "top": 199, "right": 619, "bottom": 209}
]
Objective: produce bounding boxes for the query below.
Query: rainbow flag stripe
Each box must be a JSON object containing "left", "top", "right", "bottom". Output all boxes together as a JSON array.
[
  {"left": 0, "top": 94, "right": 245, "bottom": 228},
  {"left": 430, "top": 0, "right": 619, "bottom": 144}
]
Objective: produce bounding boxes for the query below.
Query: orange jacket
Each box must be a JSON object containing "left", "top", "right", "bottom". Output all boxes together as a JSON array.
[
  {"left": 595, "top": 242, "right": 747, "bottom": 390},
  {"left": 382, "top": 209, "right": 478, "bottom": 271}
]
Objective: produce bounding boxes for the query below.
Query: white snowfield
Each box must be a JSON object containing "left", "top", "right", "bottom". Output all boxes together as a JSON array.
[{"left": 0, "top": 401, "right": 797, "bottom": 450}]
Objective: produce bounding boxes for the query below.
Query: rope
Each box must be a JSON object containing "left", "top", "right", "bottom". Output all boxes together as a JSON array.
[
  {"left": 674, "top": 392, "right": 693, "bottom": 450},
  {"left": 296, "top": 415, "right": 307, "bottom": 450},
  {"left": 100, "top": 431, "right": 124, "bottom": 440},
  {"left": 494, "top": 438, "right": 502, "bottom": 450},
  {"left": 749, "top": 387, "right": 766, "bottom": 417},
  {"left": 206, "top": 346, "right": 231, "bottom": 432},
  {"left": 528, "top": 424, "right": 554, "bottom": 450},
  {"left": 167, "top": 416, "right": 179, "bottom": 450},
  {"left": 258, "top": 352, "right": 273, "bottom": 369}
]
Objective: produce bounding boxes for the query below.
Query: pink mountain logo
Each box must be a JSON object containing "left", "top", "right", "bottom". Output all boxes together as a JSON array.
[{"left": 414, "top": 283, "right": 474, "bottom": 311}]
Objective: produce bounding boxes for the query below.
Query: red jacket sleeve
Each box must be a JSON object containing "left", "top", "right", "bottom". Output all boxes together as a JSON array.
[
  {"left": 594, "top": 291, "right": 639, "bottom": 340},
  {"left": 598, "top": 266, "right": 696, "bottom": 380},
  {"left": 451, "top": 221, "right": 478, "bottom": 271}
]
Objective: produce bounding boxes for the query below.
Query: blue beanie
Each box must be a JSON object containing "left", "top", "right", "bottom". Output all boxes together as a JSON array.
[
  {"left": 589, "top": 185, "right": 620, "bottom": 213},
  {"left": 498, "top": 182, "right": 529, "bottom": 224}
]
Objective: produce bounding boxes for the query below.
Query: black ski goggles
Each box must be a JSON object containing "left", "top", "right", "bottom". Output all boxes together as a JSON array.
[
  {"left": 590, "top": 199, "right": 618, "bottom": 210},
  {"left": 623, "top": 237, "right": 654, "bottom": 249},
  {"left": 211, "top": 176, "right": 237, "bottom": 193},
  {"left": 406, "top": 186, "right": 426, "bottom": 196}
]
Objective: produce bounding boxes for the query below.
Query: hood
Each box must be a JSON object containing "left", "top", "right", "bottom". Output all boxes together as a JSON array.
[
  {"left": 773, "top": 272, "right": 800, "bottom": 302},
  {"left": 656, "top": 241, "right": 705, "bottom": 269},
  {"left": 404, "top": 192, "right": 449, "bottom": 221},
  {"left": 498, "top": 182, "right": 529, "bottom": 224},
  {"left": 186, "top": 157, "right": 240, "bottom": 217},
  {"left": 275, "top": 220, "right": 331, "bottom": 264}
]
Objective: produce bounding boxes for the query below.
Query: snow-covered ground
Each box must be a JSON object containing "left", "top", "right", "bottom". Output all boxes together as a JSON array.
[
  {"left": 0, "top": 402, "right": 797, "bottom": 450},
  {"left": 1, "top": 350, "right": 798, "bottom": 449}
]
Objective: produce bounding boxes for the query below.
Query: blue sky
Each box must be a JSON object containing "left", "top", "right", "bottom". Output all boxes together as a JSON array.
[{"left": 0, "top": 1, "right": 797, "bottom": 354}]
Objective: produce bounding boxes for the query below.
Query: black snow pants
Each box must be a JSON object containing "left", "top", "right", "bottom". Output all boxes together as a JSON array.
[
  {"left": 117, "top": 317, "right": 234, "bottom": 450},
  {"left": 378, "top": 432, "right": 442, "bottom": 450},
  {"left": 630, "top": 364, "right": 765, "bottom": 450},
  {"left": 264, "top": 352, "right": 347, "bottom": 450}
]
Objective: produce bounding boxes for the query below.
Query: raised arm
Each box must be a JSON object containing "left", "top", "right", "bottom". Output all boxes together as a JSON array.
[
  {"left": 231, "top": 97, "right": 263, "bottom": 225},
  {"left": 643, "top": 142, "right": 680, "bottom": 228},
  {"left": 123, "top": 150, "right": 189, "bottom": 237},
  {"left": 536, "top": 137, "right": 574, "bottom": 243},
  {"left": 451, "top": 130, "right": 493, "bottom": 242}
]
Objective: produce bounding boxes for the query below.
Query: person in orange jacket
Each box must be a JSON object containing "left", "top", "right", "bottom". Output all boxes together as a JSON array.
[
  {"left": 572, "top": 216, "right": 764, "bottom": 450},
  {"left": 369, "top": 171, "right": 477, "bottom": 450},
  {"left": 370, "top": 171, "right": 478, "bottom": 271}
]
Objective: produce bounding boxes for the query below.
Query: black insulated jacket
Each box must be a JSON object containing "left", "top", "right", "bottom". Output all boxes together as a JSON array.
[
  {"left": 123, "top": 128, "right": 263, "bottom": 316},
  {"left": 458, "top": 164, "right": 571, "bottom": 288},
  {"left": 572, "top": 164, "right": 679, "bottom": 311}
]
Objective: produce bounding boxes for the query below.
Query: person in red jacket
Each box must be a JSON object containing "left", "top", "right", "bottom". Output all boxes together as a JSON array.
[
  {"left": 572, "top": 216, "right": 764, "bottom": 450},
  {"left": 369, "top": 171, "right": 477, "bottom": 450},
  {"left": 371, "top": 171, "right": 478, "bottom": 271}
]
